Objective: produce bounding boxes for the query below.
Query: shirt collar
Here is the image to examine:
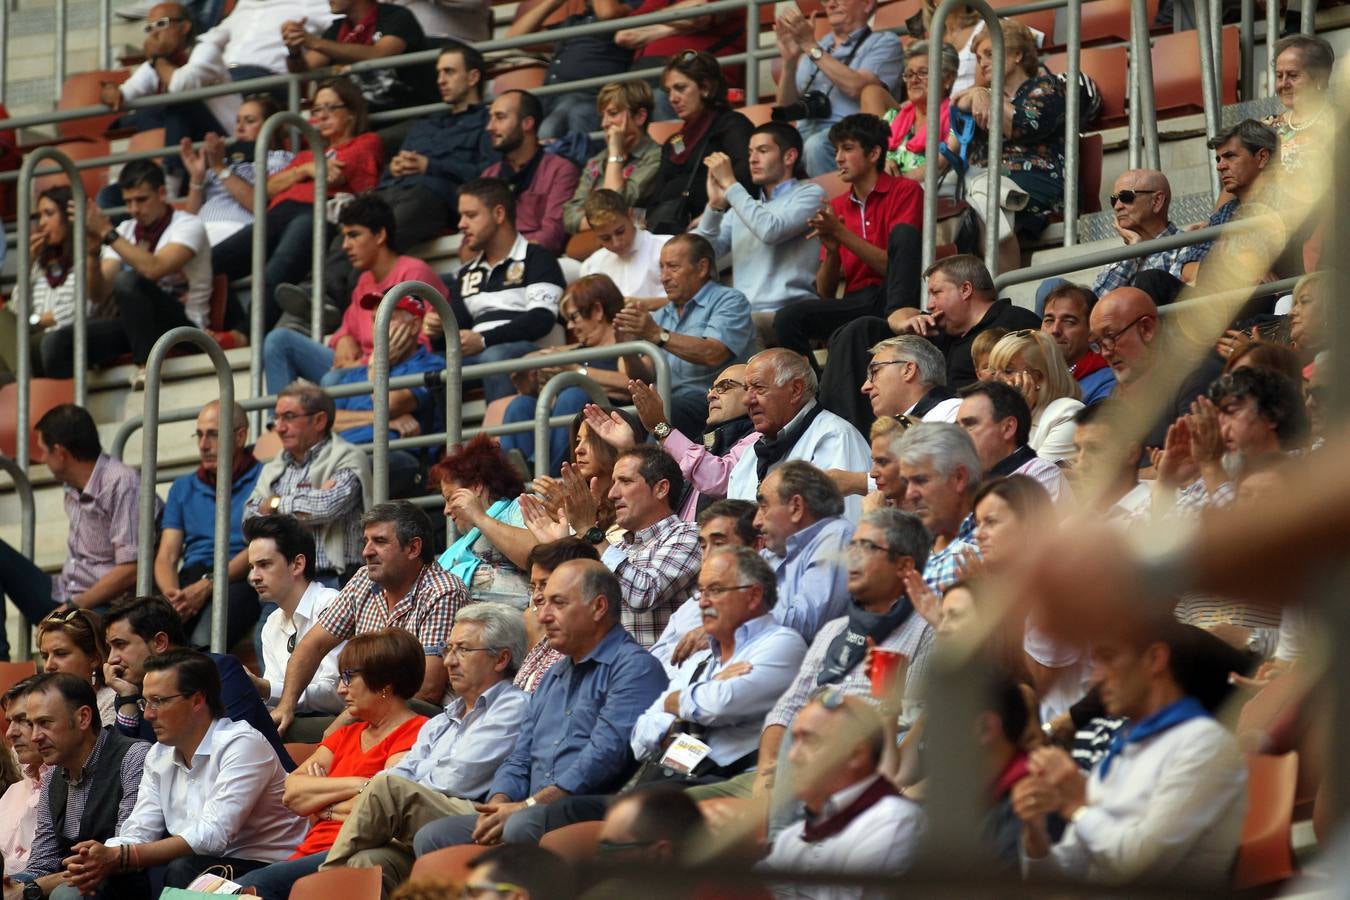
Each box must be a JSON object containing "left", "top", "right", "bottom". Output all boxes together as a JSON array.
[
  {"left": 174, "top": 718, "right": 226, "bottom": 770},
  {"left": 63, "top": 728, "right": 108, "bottom": 784},
  {"left": 573, "top": 623, "right": 629, "bottom": 668},
  {"left": 446, "top": 678, "right": 512, "bottom": 722},
  {"left": 707, "top": 613, "right": 777, "bottom": 660},
  {"left": 852, "top": 171, "right": 897, "bottom": 204},
  {"left": 293, "top": 580, "right": 330, "bottom": 621},
  {"left": 72, "top": 454, "right": 113, "bottom": 500},
  {"left": 766, "top": 178, "right": 800, "bottom": 201},
  {"left": 814, "top": 774, "right": 883, "bottom": 821},
  {"left": 284, "top": 435, "right": 332, "bottom": 467},
  {"left": 783, "top": 515, "right": 842, "bottom": 560},
  {"left": 628, "top": 513, "right": 680, "bottom": 546},
  {"left": 824, "top": 25, "right": 869, "bottom": 50},
  {"left": 470, "top": 232, "right": 530, "bottom": 272}
]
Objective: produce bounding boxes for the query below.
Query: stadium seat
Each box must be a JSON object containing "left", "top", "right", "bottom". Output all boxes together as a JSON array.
[
  {"left": 1079, "top": 131, "right": 1103, "bottom": 214},
  {"left": 809, "top": 169, "right": 848, "bottom": 201},
  {"left": 32, "top": 139, "right": 112, "bottom": 203},
  {"left": 57, "top": 69, "right": 132, "bottom": 141},
  {"left": 566, "top": 230, "right": 602, "bottom": 262},
  {"left": 987, "top": 0, "right": 1056, "bottom": 41},
  {"left": 1152, "top": 25, "right": 1239, "bottom": 114},
  {"left": 873, "top": 0, "right": 922, "bottom": 34},
  {"left": 410, "top": 844, "right": 488, "bottom": 882},
  {"left": 647, "top": 120, "right": 685, "bottom": 145},
  {"left": 0, "top": 379, "right": 77, "bottom": 463},
  {"left": 1234, "top": 752, "right": 1298, "bottom": 889},
  {"left": 539, "top": 820, "right": 604, "bottom": 862},
  {"left": 289, "top": 866, "right": 381, "bottom": 900},
  {"left": 1078, "top": 0, "right": 1160, "bottom": 45},
  {"left": 284, "top": 742, "right": 320, "bottom": 766},
  {"left": 489, "top": 65, "right": 549, "bottom": 95},
  {"left": 738, "top": 103, "right": 777, "bottom": 127},
  {"left": 1042, "top": 45, "right": 1128, "bottom": 127},
  {"left": 127, "top": 127, "right": 168, "bottom": 160},
  {"left": 0, "top": 660, "right": 37, "bottom": 698}
]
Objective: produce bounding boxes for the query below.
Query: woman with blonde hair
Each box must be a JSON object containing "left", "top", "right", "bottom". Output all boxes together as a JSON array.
[
  {"left": 36, "top": 608, "right": 117, "bottom": 727},
  {"left": 988, "top": 329, "right": 1082, "bottom": 463}
]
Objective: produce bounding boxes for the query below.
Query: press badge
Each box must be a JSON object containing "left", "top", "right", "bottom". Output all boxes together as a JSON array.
[{"left": 660, "top": 733, "right": 713, "bottom": 774}]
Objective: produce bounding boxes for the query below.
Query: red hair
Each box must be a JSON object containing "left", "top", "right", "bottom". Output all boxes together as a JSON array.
[{"left": 429, "top": 433, "right": 526, "bottom": 501}]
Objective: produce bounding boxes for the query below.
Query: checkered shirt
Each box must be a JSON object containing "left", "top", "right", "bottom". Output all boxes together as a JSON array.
[
  {"left": 600, "top": 514, "right": 702, "bottom": 649},
  {"left": 318, "top": 562, "right": 468, "bottom": 653}
]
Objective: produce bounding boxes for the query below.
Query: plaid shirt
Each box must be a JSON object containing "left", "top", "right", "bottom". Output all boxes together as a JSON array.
[
  {"left": 1178, "top": 200, "right": 1239, "bottom": 266},
  {"left": 1171, "top": 479, "right": 1236, "bottom": 518},
  {"left": 318, "top": 562, "right": 468, "bottom": 653},
  {"left": 57, "top": 454, "right": 147, "bottom": 604},
  {"left": 599, "top": 514, "right": 701, "bottom": 649},
  {"left": 923, "top": 515, "right": 980, "bottom": 595},
  {"left": 1091, "top": 222, "right": 1187, "bottom": 295},
  {"left": 244, "top": 437, "right": 364, "bottom": 573}
]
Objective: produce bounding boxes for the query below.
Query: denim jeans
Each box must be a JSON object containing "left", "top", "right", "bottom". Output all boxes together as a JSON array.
[
  {"left": 263, "top": 328, "right": 335, "bottom": 395},
  {"left": 797, "top": 119, "right": 841, "bottom": 178},
  {"left": 234, "top": 851, "right": 326, "bottom": 900},
  {"left": 0, "top": 538, "right": 55, "bottom": 660},
  {"left": 539, "top": 90, "right": 601, "bottom": 140},
  {"left": 212, "top": 202, "right": 321, "bottom": 330},
  {"left": 464, "top": 340, "right": 544, "bottom": 403}
]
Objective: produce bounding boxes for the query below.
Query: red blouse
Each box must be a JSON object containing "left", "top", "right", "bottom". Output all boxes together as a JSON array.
[{"left": 270, "top": 131, "right": 385, "bottom": 210}]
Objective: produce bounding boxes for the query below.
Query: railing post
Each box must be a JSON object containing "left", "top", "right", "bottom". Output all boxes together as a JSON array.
[
  {"left": 0, "top": 455, "right": 36, "bottom": 660},
  {"left": 0, "top": 0, "right": 8, "bottom": 108},
  {"left": 1209, "top": 0, "right": 1223, "bottom": 103},
  {"left": 136, "top": 327, "right": 236, "bottom": 653},
  {"left": 99, "top": 0, "right": 111, "bottom": 69},
  {"left": 923, "top": 0, "right": 1005, "bottom": 275},
  {"left": 55, "top": 0, "right": 67, "bottom": 105},
  {"left": 1127, "top": 55, "right": 1141, "bottom": 168},
  {"left": 743, "top": 0, "right": 760, "bottom": 105},
  {"left": 16, "top": 148, "right": 91, "bottom": 476},
  {"left": 533, "top": 373, "right": 611, "bottom": 479},
  {"left": 250, "top": 112, "right": 327, "bottom": 435},
  {"left": 1265, "top": 0, "right": 1278, "bottom": 97},
  {"left": 1192, "top": 0, "right": 1223, "bottom": 198},
  {"left": 1238, "top": 0, "right": 1255, "bottom": 99},
  {"left": 370, "top": 281, "right": 463, "bottom": 506},
  {"left": 1129, "top": 0, "right": 1160, "bottom": 169},
  {"left": 1062, "top": 0, "right": 1082, "bottom": 246},
  {"left": 1300, "top": 0, "right": 1315, "bottom": 33}
]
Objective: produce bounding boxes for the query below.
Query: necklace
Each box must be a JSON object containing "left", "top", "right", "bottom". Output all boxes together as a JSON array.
[{"left": 1285, "top": 105, "right": 1324, "bottom": 133}]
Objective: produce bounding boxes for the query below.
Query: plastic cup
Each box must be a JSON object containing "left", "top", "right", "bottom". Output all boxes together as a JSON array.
[{"left": 868, "top": 648, "right": 906, "bottom": 698}]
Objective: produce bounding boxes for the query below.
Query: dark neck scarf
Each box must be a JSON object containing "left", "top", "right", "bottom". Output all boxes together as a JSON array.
[
  {"left": 337, "top": 4, "right": 379, "bottom": 44},
  {"left": 988, "top": 443, "right": 1039, "bottom": 478},
  {"left": 666, "top": 109, "right": 716, "bottom": 166},
  {"left": 133, "top": 210, "right": 174, "bottom": 251},
  {"left": 1097, "top": 695, "right": 1208, "bottom": 778},
  {"left": 817, "top": 595, "right": 913, "bottom": 687},
  {"left": 706, "top": 414, "right": 755, "bottom": 457},
  {"left": 196, "top": 446, "right": 257, "bottom": 489},
  {"left": 41, "top": 243, "right": 73, "bottom": 289},
  {"left": 499, "top": 148, "right": 544, "bottom": 195},
  {"left": 755, "top": 401, "right": 825, "bottom": 481},
  {"left": 912, "top": 384, "right": 956, "bottom": 418},
  {"left": 801, "top": 776, "right": 901, "bottom": 843}
]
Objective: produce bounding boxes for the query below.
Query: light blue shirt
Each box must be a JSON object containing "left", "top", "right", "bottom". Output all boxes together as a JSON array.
[
  {"left": 694, "top": 179, "right": 825, "bottom": 314},
  {"left": 769, "top": 515, "right": 854, "bottom": 643},
  {"left": 630, "top": 614, "right": 807, "bottom": 766},
  {"left": 792, "top": 26, "right": 904, "bottom": 123},
  {"left": 652, "top": 280, "right": 756, "bottom": 400},
  {"left": 384, "top": 679, "right": 529, "bottom": 799}
]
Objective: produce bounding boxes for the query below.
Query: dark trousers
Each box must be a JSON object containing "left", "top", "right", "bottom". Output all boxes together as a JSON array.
[
  {"left": 0, "top": 537, "right": 56, "bottom": 660},
  {"left": 40, "top": 318, "right": 132, "bottom": 378},
  {"left": 115, "top": 270, "right": 195, "bottom": 364},
  {"left": 772, "top": 223, "right": 922, "bottom": 367},
  {"left": 212, "top": 201, "right": 320, "bottom": 330},
  {"left": 162, "top": 854, "right": 271, "bottom": 890},
  {"left": 818, "top": 315, "right": 895, "bottom": 433},
  {"left": 178, "top": 561, "right": 262, "bottom": 651},
  {"left": 323, "top": 183, "right": 453, "bottom": 311}
]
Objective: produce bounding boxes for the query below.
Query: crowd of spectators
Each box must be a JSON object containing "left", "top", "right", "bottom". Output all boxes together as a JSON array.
[{"left": 0, "top": 1, "right": 1341, "bottom": 896}]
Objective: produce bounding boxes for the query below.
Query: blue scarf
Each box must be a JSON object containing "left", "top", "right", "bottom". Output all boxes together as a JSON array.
[
  {"left": 1097, "top": 696, "right": 1209, "bottom": 778},
  {"left": 440, "top": 498, "right": 514, "bottom": 589}
]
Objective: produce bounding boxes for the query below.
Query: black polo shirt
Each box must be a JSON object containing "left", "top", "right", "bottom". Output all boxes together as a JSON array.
[
  {"left": 449, "top": 233, "right": 565, "bottom": 347},
  {"left": 930, "top": 299, "right": 1042, "bottom": 388}
]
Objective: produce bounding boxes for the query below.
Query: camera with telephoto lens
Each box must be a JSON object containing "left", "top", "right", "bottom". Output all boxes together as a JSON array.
[{"left": 770, "top": 90, "right": 833, "bottom": 123}]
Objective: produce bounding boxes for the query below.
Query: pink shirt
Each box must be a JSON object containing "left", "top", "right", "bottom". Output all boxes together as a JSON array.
[
  {"left": 0, "top": 765, "right": 47, "bottom": 873},
  {"left": 329, "top": 255, "right": 449, "bottom": 362},
  {"left": 662, "top": 427, "right": 761, "bottom": 520}
]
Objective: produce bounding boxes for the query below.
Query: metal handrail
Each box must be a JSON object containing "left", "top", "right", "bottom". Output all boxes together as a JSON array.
[
  {"left": 924, "top": 0, "right": 1005, "bottom": 275},
  {"left": 15, "top": 148, "right": 90, "bottom": 479},
  {"left": 1061, "top": 0, "right": 1082, "bottom": 247},
  {"left": 1192, "top": 0, "right": 1223, "bottom": 198},
  {"left": 0, "top": 454, "right": 36, "bottom": 661},
  {"left": 135, "top": 326, "right": 237, "bottom": 653},
  {"left": 1127, "top": 0, "right": 1160, "bottom": 170},
  {"left": 370, "top": 280, "right": 464, "bottom": 505},
  {"left": 533, "top": 372, "right": 612, "bottom": 478},
  {"left": 1154, "top": 275, "right": 1299, "bottom": 318},
  {"left": 249, "top": 112, "right": 326, "bottom": 436}
]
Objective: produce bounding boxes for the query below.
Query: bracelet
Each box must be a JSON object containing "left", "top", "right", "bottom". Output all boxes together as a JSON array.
[
  {"left": 120, "top": 843, "right": 128, "bottom": 872},
  {"left": 130, "top": 843, "right": 142, "bottom": 871},
  {"left": 606, "top": 155, "right": 624, "bottom": 164},
  {"left": 189, "top": 182, "right": 205, "bottom": 191}
]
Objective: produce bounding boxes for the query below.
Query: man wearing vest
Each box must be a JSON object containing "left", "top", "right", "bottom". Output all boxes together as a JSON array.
[{"left": 7, "top": 674, "right": 151, "bottom": 900}]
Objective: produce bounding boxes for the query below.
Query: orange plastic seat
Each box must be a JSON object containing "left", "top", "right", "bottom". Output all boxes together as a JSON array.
[
  {"left": 738, "top": 103, "right": 777, "bottom": 127},
  {"left": 410, "top": 844, "right": 488, "bottom": 883},
  {"left": 289, "top": 866, "right": 381, "bottom": 900},
  {"left": 540, "top": 820, "right": 604, "bottom": 862},
  {"left": 1078, "top": 132, "right": 1104, "bottom": 214},
  {"left": 809, "top": 169, "right": 848, "bottom": 201},
  {"left": 647, "top": 120, "right": 685, "bottom": 145},
  {"left": 32, "top": 139, "right": 112, "bottom": 202},
  {"left": 1152, "top": 25, "right": 1239, "bottom": 115},
  {"left": 0, "top": 661, "right": 38, "bottom": 698},
  {"left": 1234, "top": 752, "right": 1298, "bottom": 889},
  {"left": 1042, "top": 44, "right": 1129, "bottom": 127},
  {"left": 57, "top": 70, "right": 132, "bottom": 141},
  {"left": 1078, "top": 0, "right": 1160, "bottom": 44},
  {"left": 283, "top": 742, "right": 320, "bottom": 766},
  {"left": 0, "top": 379, "right": 77, "bottom": 463},
  {"left": 488, "top": 65, "right": 549, "bottom": 95}
]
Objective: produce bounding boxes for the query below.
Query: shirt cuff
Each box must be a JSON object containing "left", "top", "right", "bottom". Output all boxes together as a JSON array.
[{"left": 600, "top": 543, "right": 628, "bottom": 570}]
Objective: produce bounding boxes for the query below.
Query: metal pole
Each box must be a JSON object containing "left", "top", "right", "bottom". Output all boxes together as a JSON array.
[
  {"left": 0, "top": 0, "right": 8, "bottom": 109},
  {"left": 1062, "top": 0, "right": 1082, "bottom": 246},
  {"left": 1265, "top": 0, "right": 1278, "bottom": 97},
  {"left": 1239, "top": 0, "right": 1255, "bottom": 100},
  {"left": 532, "top": 374, "right": 612, "bottom": 479},
  {"left": 15, "top": 149, "right": 91, "bottom": 474},
  {"left": 1127, "top": 55, "right": 1141, "bottom": 169},
  {"left": 250, "top": 112, "right": 327, "bottom": 435},
  {"left": 54, "top": 0, "right": 67, "bottom": 105},
  {"left": 1192, "top": 0, "right": 1223, "bottom": 198},
  {"left": 1209, "top": 0, "right": 1223, "bottom": 103},
  {"left": 743, "top": 0, "right": 760, "bottom": 105},
  {"left": 136, "top": 327, "right": 236, "bottom": 653},
  {"left": 1300, "top": 0, "right": 1314, "bottom": 32},
  {"left": 370, "top": 281, "right": 463, "bottom": 506},
  {"left": 98, "top": 0, "right": 111, "bottom": 69},
  {"left": 923, "top": 0, "right": 1005, "bottom": 275},
  {"left": 0, "top": 455, "right": 36, "bottom": 660},
  {"left": 1129, "top": 0, "right": 1160, "bottom": 169}
]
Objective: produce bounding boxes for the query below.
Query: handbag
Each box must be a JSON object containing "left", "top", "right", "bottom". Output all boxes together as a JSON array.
[{"left": 646, "top": 127, "right": 717, "bottom": 235}]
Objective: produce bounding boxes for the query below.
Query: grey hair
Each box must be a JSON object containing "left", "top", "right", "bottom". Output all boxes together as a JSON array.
[
  {"left": 360, "top": 501, "right": 435, "bottom": 563},
  {"left": 748, "top": 348, "right": 819, "bottom": 398},
  {"left": 770, "top": 460, "right": 846, "bottom": 519},
  {"left": 905, "top": 40, "right": 961, "bottom": 83},
  {"left": 576, "top": 560, "right": 624, "bottom": 623},
  {"left": 1207, "top": 118, "right": 1279, "bottom": 160},
  {"left": 896, "top": 422, "right": 982, "bottom": 490},
  {"left": 867, "top": 334, "right": 948, "bottom": 387},
  {"left": 279, "top": 379, "right": 337, "bottom": 436},
  {"left": 859, "top": 507, "right": 932, "bottom": 572},
  {"left": 708, "top": 545, "right": 778, "bottom": 610},
  {"left": 1272, "top": 33, "right": 1334, "bottom": 80},
  {"left": 454, "top": 602, "right": 528, "bottom": 676}
]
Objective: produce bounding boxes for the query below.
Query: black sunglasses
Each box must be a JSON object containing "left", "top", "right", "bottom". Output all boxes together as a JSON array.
[{"left": 1109, "top": 189, "right": 1157, "bottom": 205}]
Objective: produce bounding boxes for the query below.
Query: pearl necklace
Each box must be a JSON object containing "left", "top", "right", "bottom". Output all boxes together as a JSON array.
[{"left": 1285, "top": 105, "right": 1325, "bottom": 133}]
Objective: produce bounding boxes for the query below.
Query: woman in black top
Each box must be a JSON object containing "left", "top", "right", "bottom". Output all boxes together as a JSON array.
[{"left": 647, "top": 50, "right": 755, "bottom": 234}]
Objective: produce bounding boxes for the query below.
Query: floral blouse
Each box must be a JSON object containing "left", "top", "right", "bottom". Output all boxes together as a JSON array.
[{"left": 961, "top": 73, "right": 1066, "bottom": 178}]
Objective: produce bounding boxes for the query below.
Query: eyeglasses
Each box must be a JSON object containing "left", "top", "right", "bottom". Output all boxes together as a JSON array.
[
  {"left": 709, "top": 379, "right": 745, "bottom": 395},
  {"left": 676, "top": 49, "right": 700, "bottom": 62},
  {"left": 444, "top": 644, "right": 498, "bottom": 659},
  {"left": 143, "top": 15, "right": 185, "bottom": 32},
  {"left": 1089, "top": 314, "right": 1152, "bottom": 354},
  {"left": 699, "top": 583, "right": 755, "bottom": 600},
  {"left": 339, "top": 668, "right": 364, "bottom": 686},
  {"left": 845, "top": 538, "right": 897, "bottom": 557},
  {"left": 810, "top": 685, "right": 847, "bottom": 710},
  {"left": 866, "top": 359, "right": 911, "bottom": 382},
  {"left": 137, "top": 693, "right": 190, "bottom": 712},
  {"left": 461, "top": 882, "right": 527, "bottom": 899},
  {"left": 1007, "top": 328, "right": 1038, "bottom": 339},
  {"left": 1108, "top": 189, "right": 1157, "bottom": 205},
  {"left": 273, "top": 411, "right": 319, "bottom": 425},
  {"left": 311, "top": 103, "right": 348, "bottom": 116},
  {"left": 901, "top": 68, "right": 929, "bottom": 81}
]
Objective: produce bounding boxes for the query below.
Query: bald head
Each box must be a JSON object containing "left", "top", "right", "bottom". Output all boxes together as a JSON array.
[
  {"left": 1111, "top": 169, "right": 1171, "bottom": 238},
  {"left": 144, "top": 3, "right": 193, "bottom": 55},
  {"left": 1090, "top": 288, "right": 1159, "bottom": 386}
]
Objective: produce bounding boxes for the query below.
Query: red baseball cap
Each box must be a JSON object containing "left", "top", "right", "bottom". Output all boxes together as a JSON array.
[{"left": 358, "top": 292, "right": 429, "bottom": 318}]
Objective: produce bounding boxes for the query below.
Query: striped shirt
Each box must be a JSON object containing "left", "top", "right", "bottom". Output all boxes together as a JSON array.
[
  {"left": 450, "top": 233, "right": 564, "bottom": 347},
  {"left": 57, "top": 454, "right": 148, "bottom": 604},
  {"left": 317, "top": 562, "right": 468, "bottom": 653},
  {"left": 21, "top": 729, "right": 150, "bottom": 878},
  {"left": 599, "top": 514, "right": 702, "bottom": 649},
  {"left": 196, "top": 149, "right": 295, "bottom": 243}
]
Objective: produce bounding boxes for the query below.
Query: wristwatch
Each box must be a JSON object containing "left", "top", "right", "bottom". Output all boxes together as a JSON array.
[
  {"left": 22, "top": 879, "right": 43, "bottom": 900},
  {"left": 607, "top": 155, "right": 624, "bottom": 164},
  {"left": 524, "top": 796, "right": 538, "bottom": 808},
  {"left": 101, "top": 229, "right": 119, "bottom": 247},
  {"left": 582, "top": 526, "right": 606, "bottom": 545},
  {"left": 116, "top": 692, "right": 143, "bottom": 708},
  {"left": 29, "top": 312, "right": 42, "bottom": 327},
  {"left": 808, "top": 45, "right": 824, "bottom": 61},
  {"left": 652, "top": 421, "right": 672, "bottom": 441},
  {"left": 268, "top": 495, "right": 283, "bottom": 512},
  {"left": 657, "top": 329, "right": 671, "bottom": 347}
]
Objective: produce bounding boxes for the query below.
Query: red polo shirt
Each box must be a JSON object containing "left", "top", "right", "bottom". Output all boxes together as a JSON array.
[{"left": 827, "top": 171, "right": 924, "bottom": 293}]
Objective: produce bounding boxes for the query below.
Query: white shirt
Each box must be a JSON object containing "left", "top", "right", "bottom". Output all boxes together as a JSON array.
[
  {"left": 1022, "top": 716, "right": 1247, "bottom": 886},
  {"left": 110, "top": 718, "right": 307, "bottom": 861},
  {"left": 649, "top": 595, "right": 705, "bottom": 678},
  {"left": 903, "top": 396, "right": 961, "bottom": 424},
  {"left": 260, "top": 581, "right": 343, "bottom": 714},
  {"left": 580, "top": 228, "right": 670, "bottom": 301},
  {"left": 1030, "top": 397, "right": 1086, "bottom": 464},
  {"left": 1013, "top": 454, "right": 1073, "bottom": 504},
  {"left": 102, "top": 210, "right": 212, "bottom": 329},
  {"left": 727, "top": 402, "right": 872, "bottom": 523},
  {"left": 202, "top": 0, "right": 334, "bottom": 73},
  {"left": 761, "top": 775, "right": 925, "bottom": 899},
  {"left": 118, "top": 38, "right": 238, "bottom": 137}
]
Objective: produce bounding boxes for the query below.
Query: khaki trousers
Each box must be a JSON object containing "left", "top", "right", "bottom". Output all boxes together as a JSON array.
[{"left": 321, "top": 774, "right": 478, "bottom": 898}]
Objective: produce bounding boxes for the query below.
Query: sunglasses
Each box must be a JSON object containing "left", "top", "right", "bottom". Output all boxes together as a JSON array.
[
  {"left": 709, "top": 379, "right": 744, "bottom": 395},
  {"left": 143, "top": 15, "right": 186, "bottom": 32},
  {"left": 1109, "top": 189, "right": 1157, "bottom": 205}
]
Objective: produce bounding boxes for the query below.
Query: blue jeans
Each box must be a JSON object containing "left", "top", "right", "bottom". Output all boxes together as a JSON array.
[
  {"left": 464, "top": 340, "right": 543, "bottom": 403},
  {"left": 212, "top": 202, "right": 321, "bottom": 330},
  {"left": 414, "top": 804, "right": 553, "bottom": 856},
  {"left": 263, "top": 328, "right": 334, "bottom": 395},
  {"left": 498, "top": 385, "right": 591, "bottom": 475},
  {"left": 540, "top": 91, "right": 600, "bottom": 140},
  {"left": 232, "top": 852, "right": 326, "bottom": 900},
  {"left": 0, "top": 538, "right": 56, "bottom": 660},
  {"left": 797, "top": 119, "right": 840, "bottom": 178}
]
